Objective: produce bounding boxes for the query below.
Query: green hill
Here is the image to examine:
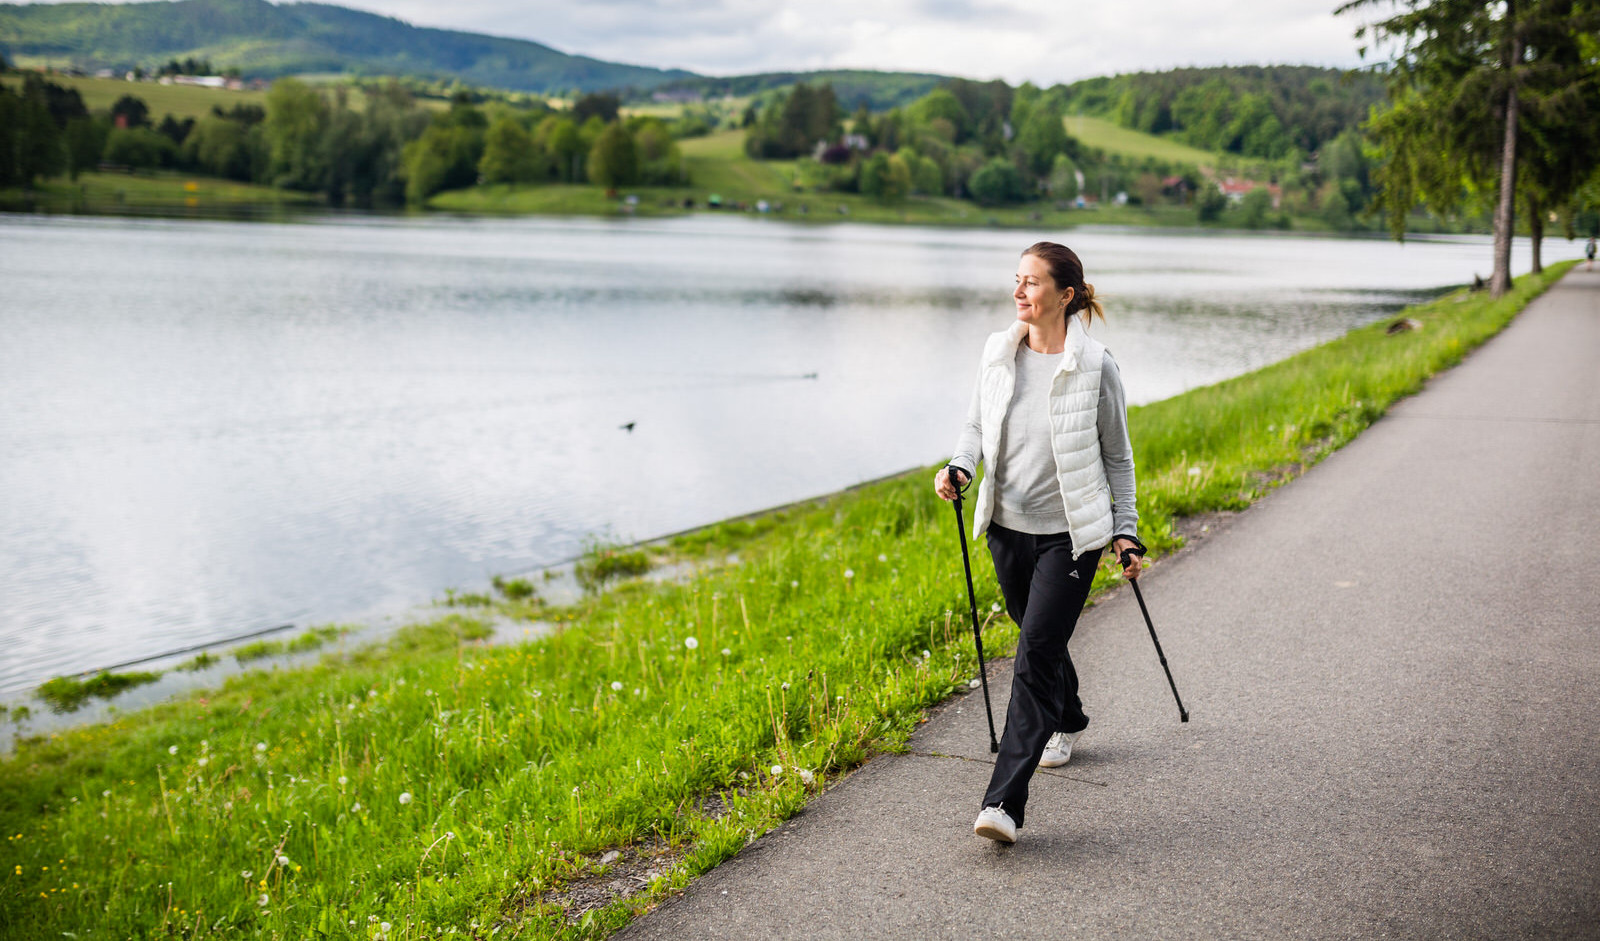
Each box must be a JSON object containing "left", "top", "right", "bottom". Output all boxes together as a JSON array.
[
  {"left": 657, "top": 70, "right": 951, "bottom": 111},
  {"left": 0, "top": 0, "right": 695, "bottom": 91}
]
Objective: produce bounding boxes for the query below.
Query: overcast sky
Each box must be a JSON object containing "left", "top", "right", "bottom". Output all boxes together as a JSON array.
[
  {"left": 332, "top": 0, "right": 1374, "bottom": 84},
  {"left": 23, "top": 0, "right": 1379, "bottom": 84}
]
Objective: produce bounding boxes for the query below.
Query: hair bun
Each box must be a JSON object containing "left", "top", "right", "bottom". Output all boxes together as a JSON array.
[{"left": 1081, "top": 282, "right": 1104, "bottom": 323}]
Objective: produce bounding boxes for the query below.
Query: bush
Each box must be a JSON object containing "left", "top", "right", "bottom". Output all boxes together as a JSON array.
[
  {"left": 102, "top": 126, "right": 176, "bottom": 169},
  {"left": 968, "top": 157, "right": 1024, "bottom": 205}
]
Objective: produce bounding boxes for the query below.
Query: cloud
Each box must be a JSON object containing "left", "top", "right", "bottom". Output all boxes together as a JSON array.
[{"left": 20, "top": 0, "right": 1370, "bottom": 83}]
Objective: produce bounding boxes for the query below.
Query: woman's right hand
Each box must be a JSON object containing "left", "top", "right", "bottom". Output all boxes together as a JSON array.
[{"left": 934, "top": 466, "right": 968, "bottom": 502}]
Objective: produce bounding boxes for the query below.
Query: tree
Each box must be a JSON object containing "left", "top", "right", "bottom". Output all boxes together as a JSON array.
[
  {"left": 264, "top": 78, "right": 328, "bottom": 190},
  {"left": 860, "top": 152, "right": 911, "bottom": 201},
  {"left": 1016, "top": 104, "right": 1069, "bottom": 178},
  {"left": 1196, "top": 183, "right": 1228, "bottom": 222},
  {"left": 1343, "top": 0, "right": 1600, "bottom": 296},
  {"left": 572, "top": 93, "right": 619, "bottom": 126},
  {"left": 968, "top": 157, "right": 1024, "bottom": 205},
  {"left": 536, "top": 115, "right": 584, "bottom": 181},
  {"left": 587, "top": 122, "right": 638, "bottom": 188},
  {"left": 103, "top": 126, "right": 175, "bottom": 170},
  {"left": 64, "top": 116, "right": 108, "bottom": 180},
  {"left": 1048, "top": 153, "right": 1079, "bottom": 200},
  {"left": 109, "top": 94, "right": 149, "bottom": 129},
  {"left": 478, "top": 114, "right": 539, "bottom": 184}
]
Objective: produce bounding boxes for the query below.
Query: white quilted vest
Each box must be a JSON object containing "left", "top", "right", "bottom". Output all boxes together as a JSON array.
[{"left": 972, "top": 316, "right": 1114, "bottom": 559}]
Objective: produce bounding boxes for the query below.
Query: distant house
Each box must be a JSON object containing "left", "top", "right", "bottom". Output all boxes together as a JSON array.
[
  {"left": 651, "top": 89, "right": 702, "bottom": 104},
  {"left": 1162, "top": 175, "right": 1194, "bottom": 202},
  {"left": 1216, "top": 178, "right": 1283, "bottom": 209},
  {"left": 164, "top": 75, "right": 228, "bottom": 89}
]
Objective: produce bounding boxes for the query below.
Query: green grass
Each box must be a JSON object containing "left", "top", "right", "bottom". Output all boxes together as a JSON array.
[
  {"left": 1064, "top": 114, "right": 1219, "bottom": 166},
  {"left": 33, "top": 671, "right": 162, "bottom": 713},
  {"left": 0, "top": 262, "right": 1574, "bottom": 939},
  {"left": 0, "top": 73, "right": 267, "bottom": 120},
  {"left": 0, "top": 169, "right": 319, "bottom": 215}
]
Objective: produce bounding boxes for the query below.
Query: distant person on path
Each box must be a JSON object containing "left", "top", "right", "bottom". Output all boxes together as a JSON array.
[
  {"left": 1586, "top": 236, "right": 1596, "bottom": 271},
  {"left": 935, "top": 241, "right": 1144, "bottom": 845}
]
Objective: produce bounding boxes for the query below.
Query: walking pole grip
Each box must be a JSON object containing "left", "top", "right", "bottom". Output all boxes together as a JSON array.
[
  {"left": 1119, "top": 546, "right": 1190, "bottom": 724},
  {"left": 948, "top": 466, "right": 1000, "bottom": 753}
]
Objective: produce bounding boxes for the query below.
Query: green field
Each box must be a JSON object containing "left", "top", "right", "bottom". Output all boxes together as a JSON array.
[
  {"left": 0, "top": 170, "right": 319, "bottom": 215},
  {"left": 1064, "top": 114, "right": 1218, "bottom": 166},
  {"left": 0, "top": 73, "right": 268, "bottom": 119},
  {"left": 0, "top": 261, "right": 1574, "bottom": 939}
]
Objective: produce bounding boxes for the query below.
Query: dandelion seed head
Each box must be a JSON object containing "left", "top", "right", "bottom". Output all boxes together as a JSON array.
[
  {"left": 843, "top": 569, "right": 854, "bottom": 579},
  {"left": 922, "top": 650, "right": 931, "bottom": 659},
  {"left": 781, "top": 682, "right": 790, "bottom": 691},
  {"left": 610, "top": 681, "right": 623, "bottom": 691},
  {"left": 350, "top": 802, "right": 361, "bottom": 812},
  {"left": 798, "top": 769, "right": 815, "bottom": 785},
  {"left": 683, "top": 636, "right": 699, "bottom": 650},
  {"left": 770, "top": 764, "right": 783, "bottom": 776},
  {"left": 1188, "top": 466, "right": 1202, "bottom": 476},
  {"left": 877, "top": 554, "right": 887, "bottom": 562},
  {"left": 102, "top": 790, "right": 110, "bottom": 797},
  {"left": 196, "top": 757, "right": 208, "bottom": 767},
  {"left": 338, "top": 776, "right": 348, "bottom": 786},
  {"left": 240, "top": 870, "right": 252, "bottom": 879},
  {"left": 167, "top": 745, "right": 178, "bottom": 755},
  {"left": 381, "top": 922, "right": 393, "bottom": 933},
  {"left": 276, "top": 855, "right": 290, "bottom": 867},
  {"left": 970, "top": 679, "right": 982, "bottom": 688},
  {"left": 257, "top": 894, "right": 269, "bottom": 907},
  {"left": 254, "top": 742, "right": 267, "bottom": 753},
  {"left": 721, "top": 648, "right": 732, "bottom": 656},
  {"left": 398, "top": 792, "right": 413, "bottom": 805},
  {"left": 991, "top": 602, "right": 1001, "bottom": 613},
  {"left": 445, "top": 831, "right": 455, "bottom": 840},
  {"left": 790, "top": 580, "right": 799, "bottom": 588}
]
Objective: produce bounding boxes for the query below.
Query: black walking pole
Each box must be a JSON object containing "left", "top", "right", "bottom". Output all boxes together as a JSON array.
[
  {"left": 1119, "top": 546, "right": 1189, "bottom": 723},
  {"left": 947, "top": 466, "right": 1000, "bottom": 753}
]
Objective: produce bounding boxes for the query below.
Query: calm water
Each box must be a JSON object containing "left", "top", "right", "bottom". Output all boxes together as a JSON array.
[{"left": 0, "top": 213, "right": 1575, "bottom": 696}]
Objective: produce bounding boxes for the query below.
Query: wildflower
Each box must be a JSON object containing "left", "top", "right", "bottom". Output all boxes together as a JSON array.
[
  {"left": 351, "top": 803, "right": 361, "bottom": 813},
  {"left": 254, "top": 742, "right": 267, "bottom": 753},
  {"left": 532, "top": 689, "right": 542, "bottom": 698},
  {"left": 721, "top": 648, "right": 732, "bottom": 656},
  {"left": 843, "top": 569, "right": 854, "bottom": 579},
  {"left": 877, "top": 554, "right": 887, "bottom": 562},
  {"left": 610, "top": 681, "right": 623, "bottom": 692},
  {"left": 167, "top": 745, "right": 178, "bottom": 755},
  {"left": 101, "top": 790, "right": 109, "bottom": 797},
  {"left": 398, "top": 792, "right": 413, "bottom": 805},
  {"left": 445, "top": 831, "right": 456, "bottom": 841},
  {"left": 337, "top": 776, "right": 348, "bottom": 786},
  {"left": 798, "top": 769, "right": 815, "bottom": 785},
  {"left": 684, "top": 636, "right": 699, "bottom": 650},
  {"left": 197, "top": 757, "right": 208, "bottom": 767},
  {"left": 770, "top": 764, "right": 782, "bottom": 776},
  {"left": 632, "top": 688, "right": 640, "bottom": 695},
  {"left": 922, "top": 650, "right": 931, "bottom": 659},
  {"left": 781, "top": 682, "right": 790, "bottom": 691},
  {"left": 257, "top": 894, "right": 269, "bottom": 907},
  {"left": 369, "top": 915, "right": 380, "bottom": 923},
  {"left": 790, "top": 580, "right": 799, "bottom": 588}
]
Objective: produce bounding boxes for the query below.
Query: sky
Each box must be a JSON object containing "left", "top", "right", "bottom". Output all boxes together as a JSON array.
[
  {"left": 23, "top": 0, "right": 1379, "bottom": 85},
  {"left": 331, "top": 0, "right": 1375, "bottom": 84}
]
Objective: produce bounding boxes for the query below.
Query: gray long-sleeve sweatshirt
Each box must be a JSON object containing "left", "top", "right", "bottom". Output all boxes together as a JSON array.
[{"left": 948, "top": 344, "right": 1138, "bottom": 539}]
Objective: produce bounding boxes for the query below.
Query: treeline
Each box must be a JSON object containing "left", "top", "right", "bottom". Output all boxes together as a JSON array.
[
  {"left": 0, "top": 74, "right": 689, "bottom": 205},
  {"left": 735, "top": 72, "right": 1394, "bottom": 232},
  {"left": 1061, "top": 66, "right": 1386, "bottom": 160}
]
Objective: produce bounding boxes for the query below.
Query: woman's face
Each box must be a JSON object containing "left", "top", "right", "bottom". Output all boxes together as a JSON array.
[{"left": 1014, "top": 253, "right": 1074, "bottom": 326}]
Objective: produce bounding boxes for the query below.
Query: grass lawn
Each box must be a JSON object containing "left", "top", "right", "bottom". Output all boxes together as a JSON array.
[
  {"left": 1064, "top": 114, "right": 1218, "bottom": 167},
  {"left": 0, "top": 73, "right": 268, "bottom": 120},
  {"left": 0, "top": 261, "right": 1574, "bottom": 939},
  {"left": 0, "top": 170, "right": 319, "bottom": 214}
]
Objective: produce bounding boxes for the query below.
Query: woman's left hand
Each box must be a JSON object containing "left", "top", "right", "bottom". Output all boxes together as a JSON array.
[{"left": 1111, "top": 538, "right": 1145, "bottom": 580}]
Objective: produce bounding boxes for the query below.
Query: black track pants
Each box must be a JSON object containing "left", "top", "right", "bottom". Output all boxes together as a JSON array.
[{"left": 980, "top": 523, "right": 1102, "bottom": 827}]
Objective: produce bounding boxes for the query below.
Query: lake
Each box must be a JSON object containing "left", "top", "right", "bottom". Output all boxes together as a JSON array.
[{"left": 0, "top": 212, "right": 1577, "bottom": 697}]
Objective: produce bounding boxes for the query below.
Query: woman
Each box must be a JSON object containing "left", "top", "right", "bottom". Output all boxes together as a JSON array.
[{"left": 934, "top": 241, "right": 1144, "bottom": 844}]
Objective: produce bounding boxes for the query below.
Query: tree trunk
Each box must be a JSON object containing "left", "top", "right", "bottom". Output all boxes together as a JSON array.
[
  {"left": 1528, "top": 194, "right": 1543, "bottom": 274},
  {"left": 1491, "top": 31, "right": 1524, "bottom": 298}
]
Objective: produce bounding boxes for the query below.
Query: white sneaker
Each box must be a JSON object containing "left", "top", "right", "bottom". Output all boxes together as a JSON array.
[
  {"left": 1038, "top": 730, "right": 1083, "bottom": 768},
  {"left": 973, "top": 806, "right": 1017, "bottom": 843}
]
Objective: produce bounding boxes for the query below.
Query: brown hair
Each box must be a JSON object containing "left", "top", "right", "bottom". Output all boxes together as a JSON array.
[{"left": 1021, "top": 241, "right": 1104, "bottom": 324}]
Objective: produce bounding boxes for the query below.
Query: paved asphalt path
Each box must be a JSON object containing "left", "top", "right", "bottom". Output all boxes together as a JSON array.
[{"left": 621, "top": 268, "right": 1600, "bottom": 940}]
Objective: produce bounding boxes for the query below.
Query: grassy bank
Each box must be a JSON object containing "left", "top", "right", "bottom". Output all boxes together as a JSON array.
[
  {"left": 0, "top": 170, "right": 320, "bottom": 216},
  {"left": 0, "top": 262, "right": 1574, "bottom": 939}
]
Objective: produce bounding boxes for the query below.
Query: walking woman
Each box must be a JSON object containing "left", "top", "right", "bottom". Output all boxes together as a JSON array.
[{"left": 934, "top": 241, "right": 1144, "bottom": 844}]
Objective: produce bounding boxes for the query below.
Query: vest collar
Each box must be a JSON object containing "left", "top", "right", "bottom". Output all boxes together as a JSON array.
[{"left": 995, "top": 316, "right": 1090, "bottom": 375}]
